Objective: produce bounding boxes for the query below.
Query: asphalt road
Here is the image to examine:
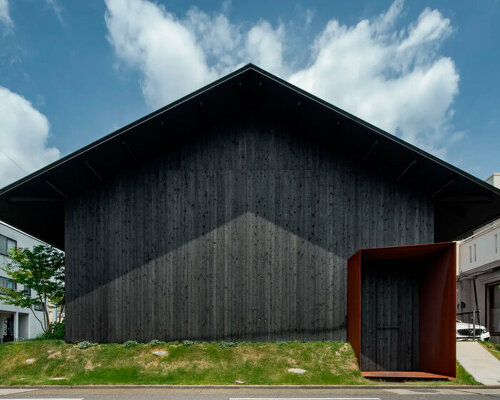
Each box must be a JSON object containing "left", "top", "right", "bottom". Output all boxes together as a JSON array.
[{"left": 1, "top": 387, "right": 500, "bottom": 400}]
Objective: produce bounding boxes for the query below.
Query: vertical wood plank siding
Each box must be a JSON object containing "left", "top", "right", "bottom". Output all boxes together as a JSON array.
[
  {"left": 65, "top": 124, "right": 434, "bottom": 342},
  {"left": 360, "top": 261, "right": 420, "bottom": 371}
]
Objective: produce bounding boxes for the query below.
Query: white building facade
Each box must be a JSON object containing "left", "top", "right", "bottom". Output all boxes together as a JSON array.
[
  {"left": 457, "top": 173, "right": 500, "bottom": 344},
  {"left": 0, "top": 221, "right": 47, "bottom": 342}
]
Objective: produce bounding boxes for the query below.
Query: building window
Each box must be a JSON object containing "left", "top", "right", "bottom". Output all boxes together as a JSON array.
[
  {"left": 495, "top": 233, "right": 498, "bottom": 254},
  {"left": 0, "top": 234, "right": 17, "bottom": 256},
  {"left": 34, "top": 303, "right": 44, "bottom": 312},
  {"left": 469, "top": 246, "right": 472, "bottom": 263},
  {"left": 473, "top": 243, "right": 477, "bottom": 262},
  {"left": 489, "top": 283, "right": 500, "bottom": 335},
  {"left": 0, "top": 235, "right": 7, "bottom": 255},
  {"left": 0, "top": 276, "right": 17, "bottom": 294},
  {"left": 23, "top": 286, "right": 32, "bottom": 297},
  {"left": 7, "top": 238, "right": 16, "bottom": 253}
]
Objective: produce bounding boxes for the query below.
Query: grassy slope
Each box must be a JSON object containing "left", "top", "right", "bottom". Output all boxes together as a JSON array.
[
  {"left": 454, "top": 362, "right": 481, "bottom": 386},
  {"left": 480, "top": 340, "right": 500, "bottom": 361},
  {"left": 0, "top": 340, "right": 478, "bottom": 386}
]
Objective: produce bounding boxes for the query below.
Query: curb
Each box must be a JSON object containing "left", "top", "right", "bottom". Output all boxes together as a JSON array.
[{"left": 2, "top": 385, "right": 500, "bottom": 389}]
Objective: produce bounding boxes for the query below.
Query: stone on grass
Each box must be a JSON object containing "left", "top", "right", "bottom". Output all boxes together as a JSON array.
[
  {"left": 235, "top": 380, "right": 245, "bottom": 384},
  {"left": 25, "top": 359, "right": 35, "bottom": 364},
  {"left": 49, "top": 377, "right": 66, "bottom": 381},
  {"left": 152, "top": 350, "right": 168, "bottom": 356},
  {"left": 47, "top": 350, "right": 55, "bottom": 354},
  {"left": 288, "top": 367, "right": 307, "bottom": 374}
]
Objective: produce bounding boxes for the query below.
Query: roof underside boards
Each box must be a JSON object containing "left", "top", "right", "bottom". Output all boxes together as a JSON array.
[{"left": 0, "top": 64, "right": 499, "bottom": 249}]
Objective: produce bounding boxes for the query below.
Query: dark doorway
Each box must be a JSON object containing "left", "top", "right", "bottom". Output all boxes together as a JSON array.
[
  {"left": 361, "top": 261, "right": 420, "bottom": 371},
  {"left": 2, "top": 315, "right": 14, "bottom": 342}
]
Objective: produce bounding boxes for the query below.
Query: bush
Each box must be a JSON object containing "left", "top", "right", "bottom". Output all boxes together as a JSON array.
[
  {"left": 123, "top": 340, "right": 138, "bottom": 348},
  {"left": 220, "top": 341, "right": 237, "bottom": 348},
  {"left": 77, "top": 341, "right": 94, "bottom": 349},
  {"left": 182, "top": 340, "right": 194, "bottom": 347},
  {"left": 148, "top": 339, "right": 163, "bottom": 346},
  {"left": 37, "top": 321, "right": 65, "bottom": 340}
]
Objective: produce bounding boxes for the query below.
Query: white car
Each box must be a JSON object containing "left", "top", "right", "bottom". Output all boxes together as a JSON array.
[{"left": 456, "top": 318, "right": 490, "bottom": 341}]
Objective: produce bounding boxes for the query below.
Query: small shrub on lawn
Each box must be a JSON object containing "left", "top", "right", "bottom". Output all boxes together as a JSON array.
[
  {"left": 123, "top": 340, "right": 138, "bottom": 348},
  {"left": 220, "top": 341, "right": 237, "bottom": 348},
  {"left": 148, "top": 339, "right": 162, "bottom": 346},
  {"left": 182, "top": 340, "right": 194, "bottom": 346},
  {"left": 37, "top": 321, "right": 65, "bottom": 340},
  {"left": 77, "top": 341, "right": 94, "bottom": 349}
]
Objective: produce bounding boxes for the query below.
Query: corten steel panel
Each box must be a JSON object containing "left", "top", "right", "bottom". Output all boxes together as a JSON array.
[
  {"left": 347, "top": 242, "right": 456, "bottom": 379},
  {"left": 347, "top": 251, "right": 361, "bottom": 365},
  {"left": 419, "top": 245, "right": 457, "bottom": 378},
  {"left": 362, "top": 371, "right": 452, "bottom": 379}
]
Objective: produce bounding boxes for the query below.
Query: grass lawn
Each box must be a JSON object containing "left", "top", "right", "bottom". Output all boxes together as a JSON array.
[
  {"left": 480, "top": 340, "right": 500, "bottom": 361},
  {"left": 0, "top": 340, "right": 479, "bottom": 386}
]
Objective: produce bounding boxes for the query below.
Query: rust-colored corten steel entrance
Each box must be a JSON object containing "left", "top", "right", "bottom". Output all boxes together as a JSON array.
[{"left": 347, "top": 242, "right": 456, "bottom": 379}]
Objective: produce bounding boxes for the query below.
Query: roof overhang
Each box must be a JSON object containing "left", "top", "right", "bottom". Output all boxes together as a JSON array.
[{"left": 0, "top": 64, "right": 499, "bottom": 249}]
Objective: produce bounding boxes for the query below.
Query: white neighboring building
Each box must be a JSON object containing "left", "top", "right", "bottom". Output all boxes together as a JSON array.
[
  {"left": 0, "top": 221, "right": 48, "bottom": 342},
  {"left": 457, "top": 173, "right": 500, "bottom": 344},
  {"left": 486, "top": 173, "right": 500, "bottom": 188}
]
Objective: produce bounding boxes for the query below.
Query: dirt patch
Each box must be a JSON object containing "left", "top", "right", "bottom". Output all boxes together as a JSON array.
[
  {"left": 286, "top": 357, "right": 298, "bottom": 366},
  {"left": 84, "top": 360, "right": 101, "bottom": 371},
  {"left": 3, "top": 352, "right": 29, "bottom": 370},
  {"left": 235, "top": 347, "right": 265, "bottom": 362},
  {"left": 165, "top": 360, "right": 212, "bottom": 370},
  {"left": 48, "top": 351, "right": 62, "bottom": 359},
  {"left": 65, "top": 349, "right": 77, "bottom": 360},
  {"left": 343, "top": 356, "right": 359, "bottom": 371},
  {"left": 143, "top": 359, "right": 162, "bottom": 369}
]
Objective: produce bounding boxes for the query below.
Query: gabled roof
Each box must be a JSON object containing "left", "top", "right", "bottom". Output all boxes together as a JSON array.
[{"left": 1, "top": 63, "right": 499, "bottom": 249}]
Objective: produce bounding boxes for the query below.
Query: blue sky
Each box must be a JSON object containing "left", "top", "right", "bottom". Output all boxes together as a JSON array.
[{"left": 0, "top": 0, "right": 498, "bottom": 188}]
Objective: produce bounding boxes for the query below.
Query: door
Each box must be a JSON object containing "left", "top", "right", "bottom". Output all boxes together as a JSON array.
[
  {"left": 3, "top": 315, "right": 14, "bottom": 342},
  {"left": 361, "top": 261, "right": 420, "bottom": 371}
]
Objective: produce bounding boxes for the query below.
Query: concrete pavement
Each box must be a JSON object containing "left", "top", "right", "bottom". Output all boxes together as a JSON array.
[{"left": 457, "top": 341, "right": 500, "bottom": 385}]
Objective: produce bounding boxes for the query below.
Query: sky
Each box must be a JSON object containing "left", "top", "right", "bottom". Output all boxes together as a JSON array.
[{"left": 0, "top": 0, "right": 499, "bottom": 188}]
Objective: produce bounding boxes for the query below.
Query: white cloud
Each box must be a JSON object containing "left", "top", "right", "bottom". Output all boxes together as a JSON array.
[
  {"left": 0, "top": 0, "right": 14, "bottom": 34},
  {"left": 105, "top": 0, "right": 217, "bottom": 109},
  {"left": 184, "top": 8, "right": 241, "bottom": 74},
  {"left": 289, "top": 3, "right": 458, "bottom": 156},
  {"left": 0, "top": 87, "right": 60, "bottom": 188},
  {"left": 221, "top": 0, "right": 231, "bottom": 14},
  {"left": 45, "top": 0, "right": 63, "bottom": 24},
  {"left": 104, "top": 0, "right": 459, "bottom": 157},
  {"left": 104, "top": 0, "right": 284, "bottom": 107},
  {"left": 245, "top": 20, "right": 286, "bottom": 75},
  {"left": 305, "top": 9, "right": 315, "bottom": 26}
]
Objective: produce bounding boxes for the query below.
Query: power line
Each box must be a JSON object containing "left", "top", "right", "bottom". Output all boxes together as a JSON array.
[{"left": 0, "top": 150, "right": 29, "bottom": 174}]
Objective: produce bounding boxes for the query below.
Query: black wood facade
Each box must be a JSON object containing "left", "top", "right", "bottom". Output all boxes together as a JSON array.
[
  {"left": 65, "top": 120, "right": 433, "bottom": 342},
  {"left": 2, "top": 65, "right": 497, "bottom": 345},
  {"left": 361, "top": 261, "right": 420, "bottom": 371}
]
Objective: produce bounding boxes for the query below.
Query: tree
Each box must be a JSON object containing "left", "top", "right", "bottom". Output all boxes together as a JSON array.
[{"left": 0, "top": 245, "right": 65, "bottom": 333}]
